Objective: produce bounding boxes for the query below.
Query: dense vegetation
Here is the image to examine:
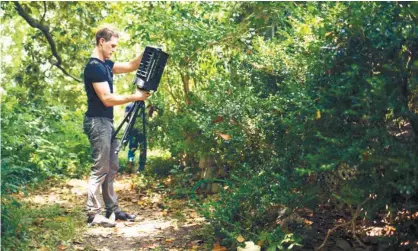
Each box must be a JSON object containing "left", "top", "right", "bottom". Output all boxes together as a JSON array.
[{"left": 1, "top": 2, "right": 417, "bottom": 250}]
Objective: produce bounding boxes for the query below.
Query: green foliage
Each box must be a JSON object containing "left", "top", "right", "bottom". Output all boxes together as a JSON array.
[
  {"left": 1, "top": 197, "right": 85, "bottom": 251},
  {"left": 200, "top": 162, "right": 302, "bottom": 247},
  {"left": 190, "top": 1, "right": 417, "bottom": 247},
  {"left": 146, "top": 155, "right": 177, "bottom": 177},
  {"left": 1, "top": 86, "right": 91, "bottom": 194},
  {"left": 2, "top": 1, "right": 417, "bottom": 249}
]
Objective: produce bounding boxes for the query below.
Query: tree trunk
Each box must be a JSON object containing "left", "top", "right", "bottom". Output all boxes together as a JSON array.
[
  {"left": 180, "top": 72, "right": 191, "bottom": 105},
  {"left": 399, "top": 75, "right": 418, "bottom": 143},
  {"left": 198, "top": 155, "right": 221, "bottom": 193}
]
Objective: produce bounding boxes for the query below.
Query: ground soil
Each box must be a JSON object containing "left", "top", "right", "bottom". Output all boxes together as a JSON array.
[
  {"left": 21, "top": 174, "right": 417, "bottom": 251},
  {"left": 23, "top": 174, "right": 207, "bottom": 251}
]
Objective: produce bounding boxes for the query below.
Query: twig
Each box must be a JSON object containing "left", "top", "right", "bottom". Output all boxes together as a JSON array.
[
  {"left": 350, "top": 207, "right": 367, "bottom": 248},
  {"left": 41, "top": 1, "right": 46, "bottom": 23},
  {"left": 14, "top": 2, "right": 81, "bottom": 82},
  {"left": 315, "top": 196, "right": 372, "bottom": 251}
]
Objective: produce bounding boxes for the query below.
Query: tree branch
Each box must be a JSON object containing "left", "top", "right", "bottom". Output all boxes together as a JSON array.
[
  {"left": 184, "top": 19, "right": 252, "bottom": 66},
  {"left": 14, "top": 2, "right": 81, "bottom": 82},
  {"left": 180, "top": 71, "right": 191, "bottom": 105},
  {"left": 316, "top": 196, "right": 372, "bottom": 251},
  {"left": 41, "top": 2, "right": 46, "bottom": 23},
  {"left": 165, "top": 73, "right": 182, "bottom": 108}
]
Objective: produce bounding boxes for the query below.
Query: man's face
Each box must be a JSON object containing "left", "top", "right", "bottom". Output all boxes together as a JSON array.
[{"left": 100, "top": 36, "right": 118, "bottom": 59}]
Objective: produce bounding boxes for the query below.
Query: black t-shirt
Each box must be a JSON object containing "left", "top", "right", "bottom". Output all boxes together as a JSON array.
[{"left": 83, "top": 58, "right": 115, "bottom": 119}]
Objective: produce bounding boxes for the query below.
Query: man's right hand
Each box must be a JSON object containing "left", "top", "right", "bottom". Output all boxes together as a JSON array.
[{"left": 133, "top": 89, "right": 151, "bottom": 101}]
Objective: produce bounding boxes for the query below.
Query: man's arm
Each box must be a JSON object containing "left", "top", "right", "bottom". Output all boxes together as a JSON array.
[
  {"left": 113, "top": 53, "right": 143, "bottom": 74},
  {"left": 92, "top": 81, "right": 149, "bottom": 107}
]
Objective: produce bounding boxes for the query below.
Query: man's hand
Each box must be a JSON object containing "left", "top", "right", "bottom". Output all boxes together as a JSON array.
[
  {"left": 113, "top": 52, "right": 143, "bottom": 74},
  {"left": 132, "top": 89, "right": 151, "bottom": 101}
]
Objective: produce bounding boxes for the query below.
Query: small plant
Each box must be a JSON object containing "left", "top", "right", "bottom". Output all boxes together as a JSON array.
[{"left": 1, "top": 197, "right": 85, "bottom": 251}]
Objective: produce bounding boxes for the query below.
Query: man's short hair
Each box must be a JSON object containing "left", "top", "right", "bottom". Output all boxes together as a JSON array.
[{"left": 95, "top": 25, "right": 119, "bottom": 45}]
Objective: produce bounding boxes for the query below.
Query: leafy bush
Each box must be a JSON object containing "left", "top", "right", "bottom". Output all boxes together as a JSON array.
[
  {"left": 2, "top": 1, "right": 417, "bottom": 250},
  {"left": 1, "top": 196, "right": 84, "bottom": 251},
  {"left": 1, "top": 86, "right": 91, "bottom": 194},
  {"left": 189, "top": 2, "right": 417, "bottom": 248}
]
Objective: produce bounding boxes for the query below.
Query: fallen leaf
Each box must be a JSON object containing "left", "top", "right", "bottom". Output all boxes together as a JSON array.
[
  {"left": 212, "top": 241, "right": 228, "bottom": 251},
  {"left": 212, "top": 116, "right": 224, "bottom": 124},
  {"left": 218, "top": 133, "right": 232, "bottom": 141},
  {"left": 57, "top": 244, "right": 67, "bottom": 250},
  {"left": 304, "top": 219, "right": 313, "bottom": 225},
  {"left": 191, "top": 240, "right": 203, "bottom": 245},
  {"left": 236, "top": 234, "right": 245, "bottom": 243},
  {"left": 316, "top": 110, "right": 321, "bottom": 119},
  {"left": 34, "top": 218, "right": 45, "bottom": 226}
]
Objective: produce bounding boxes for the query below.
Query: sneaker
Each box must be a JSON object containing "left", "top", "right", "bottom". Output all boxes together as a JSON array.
[
  {"left": 87, "top": 214, "right": 116, "bottom": 227},
  {"left": 106, "top": 211, "right": 136, "bottom": 222}
]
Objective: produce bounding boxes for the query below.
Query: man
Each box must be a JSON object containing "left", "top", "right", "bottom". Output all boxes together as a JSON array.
[{"left": 83, "top": 25, "right": 150, "bottom": 227}]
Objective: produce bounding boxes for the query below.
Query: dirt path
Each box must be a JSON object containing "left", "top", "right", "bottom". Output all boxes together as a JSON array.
[
  {"left": 23, "top": 175, "right": 206, "bottom": 251},
  {"left": 16, "top": 174, "right": 418, "bottom": 251}
]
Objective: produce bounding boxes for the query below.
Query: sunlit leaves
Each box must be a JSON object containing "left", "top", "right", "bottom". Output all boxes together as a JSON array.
[{"left": 2, "top": 2, "right": 417, "bottom": 248}]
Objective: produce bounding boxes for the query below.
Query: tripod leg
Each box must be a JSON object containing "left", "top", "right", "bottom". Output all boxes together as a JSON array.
[
  {"left": 115, "top": 102, "right": 141, "bottom": 154},
  {"left": 138, "top": 102, "right": 147, "bottom": 172},
  {"left": 113, "top": 102, "right": 137, "bottom": 139}
]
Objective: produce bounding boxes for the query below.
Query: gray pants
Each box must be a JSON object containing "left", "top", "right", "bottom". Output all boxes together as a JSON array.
[{"left": 83, "top": 116, "right": 120, "bottom": 216}]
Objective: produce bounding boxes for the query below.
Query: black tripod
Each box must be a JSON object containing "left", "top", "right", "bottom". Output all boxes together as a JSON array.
[
  {"left": 111, "top": 46, "right": 169, "bottom": 172},
  {"left": 112, "top": 101, "right": 147, "bottom": 172}
]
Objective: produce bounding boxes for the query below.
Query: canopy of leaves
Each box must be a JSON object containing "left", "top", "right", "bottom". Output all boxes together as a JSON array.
[{"left": 1, "top": 1, "right": 417, "bottom": 249}]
